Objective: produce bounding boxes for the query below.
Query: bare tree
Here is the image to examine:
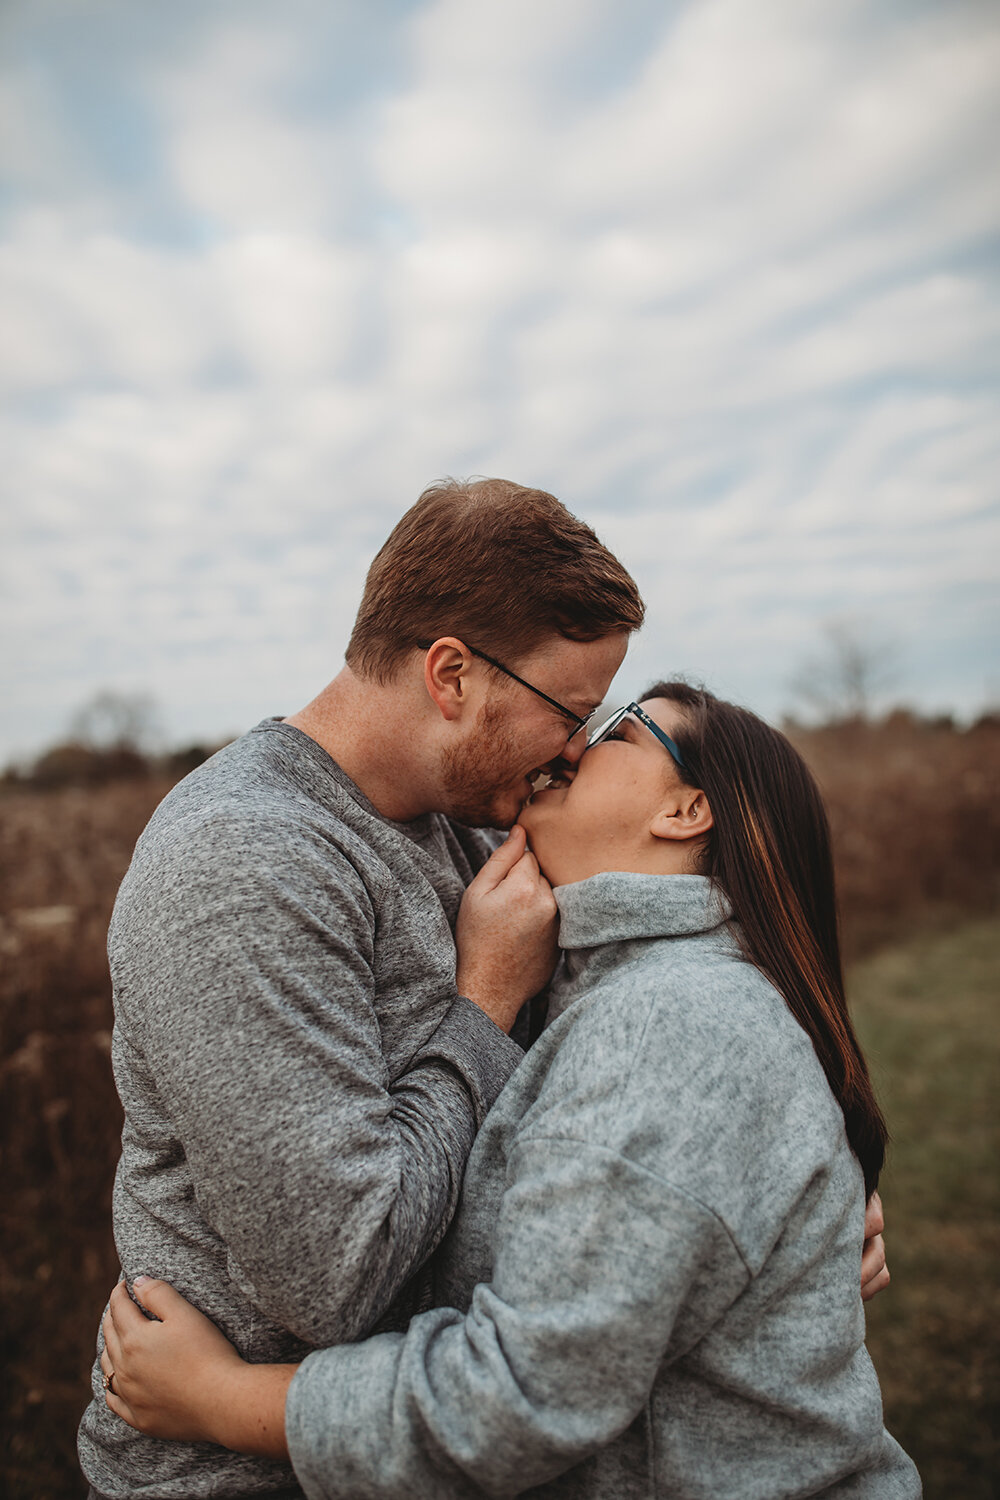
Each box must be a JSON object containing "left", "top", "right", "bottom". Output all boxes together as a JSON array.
[
  {"left": 68, "top": 690, "right": 162, "bottom": 753},
  {"left": 788, "top": 620, "right": 900, "bottom": 724}
]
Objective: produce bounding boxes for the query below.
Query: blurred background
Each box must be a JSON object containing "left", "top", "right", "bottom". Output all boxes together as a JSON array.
[{"left": 1, "top": 2, "right": 997, "bottom": 1496}]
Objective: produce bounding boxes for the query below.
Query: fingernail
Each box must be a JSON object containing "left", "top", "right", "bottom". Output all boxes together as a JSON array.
[{"left": 133, "top": 1275, "right": 149, "bottom": 1287}]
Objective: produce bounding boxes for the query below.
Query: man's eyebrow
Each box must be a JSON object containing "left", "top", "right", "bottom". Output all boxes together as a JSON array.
[{"left": 555, "top": 693, "right": 597, "bottom": 718}]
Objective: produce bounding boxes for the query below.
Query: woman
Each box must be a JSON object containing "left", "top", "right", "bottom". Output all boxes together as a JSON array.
[{"left": 101, "top": 683, "right": 919, "bottom": 1497}]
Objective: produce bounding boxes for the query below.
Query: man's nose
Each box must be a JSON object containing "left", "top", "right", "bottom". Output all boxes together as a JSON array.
[{"left": 561, "top": 731, "right": 589, "bottom": 767}]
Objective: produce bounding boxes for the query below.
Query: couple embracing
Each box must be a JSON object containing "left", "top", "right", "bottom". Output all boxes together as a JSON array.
[{"left": 80, "top": 478, "right": 919, "bottom": 1498}]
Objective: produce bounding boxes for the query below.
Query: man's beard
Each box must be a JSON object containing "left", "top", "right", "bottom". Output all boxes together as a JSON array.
[{"left": 441, "top": 698, "right": 528, "bottom": 829}]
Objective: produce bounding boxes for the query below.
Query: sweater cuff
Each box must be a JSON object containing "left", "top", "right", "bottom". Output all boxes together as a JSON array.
[
  {"left": 415, "top": 995, "right": 524, "bottom": 1125},
  {"left": 285, "top": 1340, "right": 397, "bottom": 1500}
]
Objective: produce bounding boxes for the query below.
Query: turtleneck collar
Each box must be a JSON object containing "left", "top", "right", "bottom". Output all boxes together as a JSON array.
[
  {"left": 554, "top": 871, "right": 732, "bottom": 950},
  {"left": 545, "top": 873, "right": 735, "bottom": 1028}
]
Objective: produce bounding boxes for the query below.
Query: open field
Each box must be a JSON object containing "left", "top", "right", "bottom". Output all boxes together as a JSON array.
[
  {"left": 0, "top": 777, "right": 176, "bottom": 1499},
  {"left": 853, "top": 919, "right": 1000, "bottom": 1498},
  {"left": 786, "top": 714, "right": 1000, "bottom": 960},
  {"left": 1, "top": 719, "right": 998, "bottom": 1497}
]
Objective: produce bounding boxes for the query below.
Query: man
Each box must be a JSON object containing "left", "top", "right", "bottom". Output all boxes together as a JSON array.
[{"left": 79, "top": 477, "right": 644, "bottom": 1498}]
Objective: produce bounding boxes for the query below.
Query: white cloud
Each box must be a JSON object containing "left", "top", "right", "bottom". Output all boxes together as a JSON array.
[
  {"left": 153, "top": 23, "right": 347, "bottom": 234},
  {"left": 1, "top": 0, "right": 998, "bottom": 759}
]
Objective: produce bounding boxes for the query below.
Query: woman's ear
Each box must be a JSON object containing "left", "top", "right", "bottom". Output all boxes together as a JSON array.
[
  {"left": 423, "top": 638, "right": 475, "bottom": 723},
  {"left": 650, "top": 788, "right": 714, "bottom": 843}
]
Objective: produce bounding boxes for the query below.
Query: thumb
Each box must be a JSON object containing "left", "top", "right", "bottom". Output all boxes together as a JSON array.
[
  {"left": 474, "top": 825, "right": 527, "bottom": 891},
  {"left": 863, "top": 1191, "right": 885, "bottom": 1241},
  {"left": 131, "top": 1276, "right": 186, "bottom": 1322}
]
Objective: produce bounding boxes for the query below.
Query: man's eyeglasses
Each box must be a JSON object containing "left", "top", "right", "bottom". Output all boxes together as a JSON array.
[
  {"left": 416, "top": 640, "right": 596, "bottom": 741},
  {"left": 587, "top": 702, "right": 687, "bottom": 770}
]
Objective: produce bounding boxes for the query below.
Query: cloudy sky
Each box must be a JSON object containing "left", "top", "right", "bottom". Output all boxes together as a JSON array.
[{"left": 2, "top": 0, "right": 998, "bottom": 762}]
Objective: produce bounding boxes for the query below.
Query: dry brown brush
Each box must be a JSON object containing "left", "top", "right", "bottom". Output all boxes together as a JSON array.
[
  {"left": 1, "top": 778, "right": 175, "bottom": 1497},
  {"left": 1, "top": 716, "right": 998, "bottom": 1495},
  {"left": 787, "top": 713, "right": 1000, "bottom": 959}
]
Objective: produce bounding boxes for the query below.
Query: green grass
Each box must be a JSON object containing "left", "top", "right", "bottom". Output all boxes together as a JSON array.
[{"left": 851, "top": 918, "right": 1000, "bottom": 1500}]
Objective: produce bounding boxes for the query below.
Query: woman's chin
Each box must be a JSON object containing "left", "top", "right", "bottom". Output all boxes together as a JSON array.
[
  {"left": 522, "top": 834, "right": 585, "bottom": 888},
  {"left": 516, "top": 808, "right": 541, "bottom": 846},
  {"left": 517, "top": 797, "right": 540, "bottom": 830}
]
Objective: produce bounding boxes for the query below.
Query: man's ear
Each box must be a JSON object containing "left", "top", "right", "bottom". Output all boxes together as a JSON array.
[
  {"left": 650, "top": 788, "right": 714, "bottom": 843},
  {"left": 423, "top": 638, "right": 476, "bottom": 723}
]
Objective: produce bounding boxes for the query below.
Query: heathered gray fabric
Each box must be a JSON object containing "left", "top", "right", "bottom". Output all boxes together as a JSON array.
[
  {"left": 78, "top": 719, "right": 522, "bottom": 1500},
  {"left": 286, "top": 872, "right": 920, "bottom": 1500}
]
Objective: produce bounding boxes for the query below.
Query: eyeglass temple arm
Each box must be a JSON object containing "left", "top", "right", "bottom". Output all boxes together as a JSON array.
[
  {"left": 628, "top": 702, "right": 687, "bottom": 770},
  {"left": 415, "top": 639, "right": 589, "bottom": 735}
]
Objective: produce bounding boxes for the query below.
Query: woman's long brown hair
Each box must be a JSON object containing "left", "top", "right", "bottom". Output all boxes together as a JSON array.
[{"left": 648, "top": 681, "right": 887, "bottom": 1197}]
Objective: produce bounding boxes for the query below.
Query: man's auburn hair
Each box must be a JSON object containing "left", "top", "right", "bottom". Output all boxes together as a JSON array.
[{"left": 346, "top": 477, "right": 645, "bottom": 682}]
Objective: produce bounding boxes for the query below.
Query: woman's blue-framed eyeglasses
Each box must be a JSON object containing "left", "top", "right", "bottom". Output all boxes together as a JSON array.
[{"left": 587, "top": 702, "right": 687, "bottom": 771}]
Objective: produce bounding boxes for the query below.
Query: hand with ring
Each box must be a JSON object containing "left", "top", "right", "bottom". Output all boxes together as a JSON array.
[{"left": 100, "top": 1276, "right": 295, "bottom": 1456}]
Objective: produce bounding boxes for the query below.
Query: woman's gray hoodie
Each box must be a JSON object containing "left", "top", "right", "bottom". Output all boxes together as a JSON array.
[{"left": 286, "top": 872, "right": 920, "bottom": 1499}]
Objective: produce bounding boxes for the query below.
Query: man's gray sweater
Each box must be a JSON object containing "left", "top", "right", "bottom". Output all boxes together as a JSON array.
[
  {"left": 78, "top": 719, "right": 523, "bottom": 1499},
  {"left": 286, "top": 873, "right": 920, "bottom": 1499}
]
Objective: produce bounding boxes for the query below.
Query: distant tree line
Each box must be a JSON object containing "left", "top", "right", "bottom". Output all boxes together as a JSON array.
[
  {"left": 4, "top": 654, "right": 997, "bottom": 794},
  {"left": 1, "top": 690, "right": 219, "bottom": 792}
]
